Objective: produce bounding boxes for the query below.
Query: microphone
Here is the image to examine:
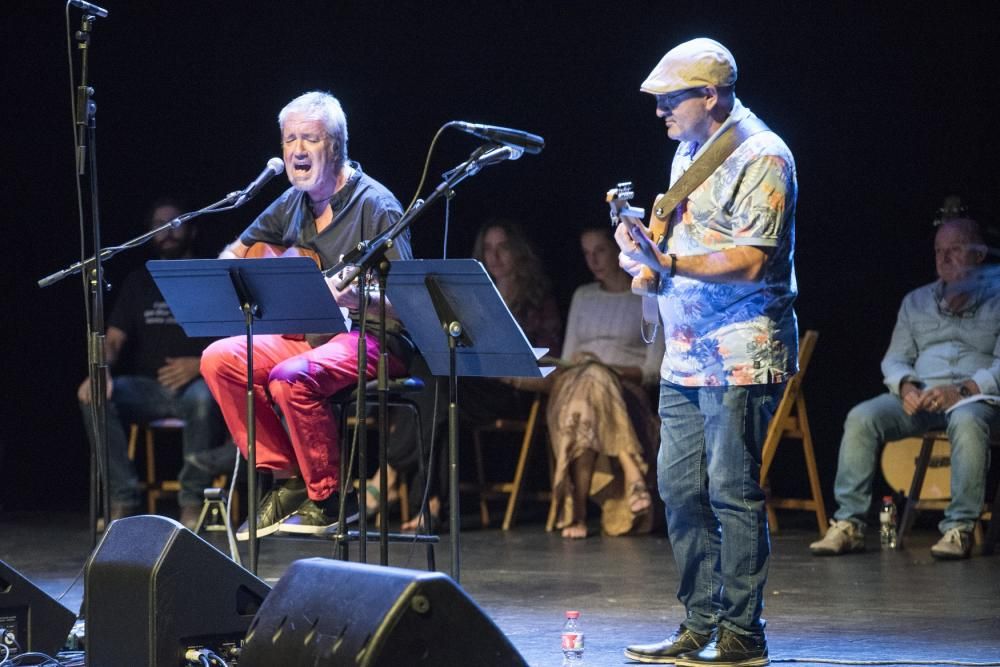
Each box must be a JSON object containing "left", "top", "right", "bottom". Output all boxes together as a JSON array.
[
  {"left": 234, "top": 157, "right": 285, "bottom": 206},
  {"left": 451, "top": 122, "right": 544, "bottom": 155},
  {"left": 476, "top": 145, "right": 524, "bottom": 166},
  {"left": 443, "top": 145, "right": 523, "bottom": 181},
  {"left": 68, "top": 0, "right": 109, "bottom": 18}
]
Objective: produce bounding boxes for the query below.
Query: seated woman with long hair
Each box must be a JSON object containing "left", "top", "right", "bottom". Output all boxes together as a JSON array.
[
  {"left": 398, "top": 219, "right": 562, "bottom": 531},
  {"left": 548, "top": 226, "right": 663, "bottom": 539}
]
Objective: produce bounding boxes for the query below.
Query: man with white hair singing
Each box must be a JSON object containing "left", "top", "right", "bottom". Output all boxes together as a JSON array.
[
  {"left": 618, "top": 39, "right": 797, "bottom": 666},
  {"left": 201, "top": 91, "right": 413, "bottom": 538}
]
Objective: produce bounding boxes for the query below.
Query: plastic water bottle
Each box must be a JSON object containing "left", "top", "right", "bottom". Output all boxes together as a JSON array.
[
  {"left": 561, "top": 610, "right": 585, "bottom": 662},
  {"left": 879, "top": 496, "right": 897, "bottom": 549}
]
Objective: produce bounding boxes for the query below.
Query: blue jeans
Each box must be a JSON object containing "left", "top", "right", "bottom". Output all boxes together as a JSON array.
[
  {"left": 833, "top": 393, "right": 998, "bottom": 533},
  {"left": 657, "top": 381, "right": 783, "bottom": 637},
  {"left": 80, "top": 375, "right": 224, "bottom": 507}
]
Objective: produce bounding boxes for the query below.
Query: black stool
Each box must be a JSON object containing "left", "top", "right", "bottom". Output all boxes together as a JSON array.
[
  {"left": 332, "top": 376, "right": 438, "bottom": 570},
  {"left": 257, "top": 377, "right": 439, "bottom": 570}
]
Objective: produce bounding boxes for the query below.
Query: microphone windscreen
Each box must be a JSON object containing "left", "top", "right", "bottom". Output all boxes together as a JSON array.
[{"left": 267, "top": 157, "right": 285, "bottom": 175}]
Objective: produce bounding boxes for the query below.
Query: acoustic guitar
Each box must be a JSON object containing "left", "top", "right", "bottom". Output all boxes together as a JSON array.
[
  {"left": 242, "top": 242, "right": 348, "bottom": 345},
  {"left": 880, "top": 435, "right": 952, "bottom": 500},
  {"left": 244, "top": 242, "right": 321, "bottom": 266}
]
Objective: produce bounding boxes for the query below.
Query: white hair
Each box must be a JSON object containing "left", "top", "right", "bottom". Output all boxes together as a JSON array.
[{"left": 278, "top": 91, "right": 349, "bottom": 166}]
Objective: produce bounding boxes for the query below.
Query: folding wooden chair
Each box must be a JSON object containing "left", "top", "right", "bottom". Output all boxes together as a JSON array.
[
  {"left": 127, "top": 419, "right": 236, "bottom": 518},
  {"left": 759, "top": 330, "right": 828, "bottom": 535},
  {"left": 471, "top": 393, "right": 552, "bottom": 530}
]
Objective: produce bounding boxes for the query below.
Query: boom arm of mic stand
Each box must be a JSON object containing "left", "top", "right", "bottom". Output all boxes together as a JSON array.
[
  {"left": 323, "top": 140, "right": 530, "bottom": 577},
  {"left": 327, "top": 143, "right": 505, "bottom": 290},
  {"left": 38, "top": 191, "right": 245, "bottom": 288}
]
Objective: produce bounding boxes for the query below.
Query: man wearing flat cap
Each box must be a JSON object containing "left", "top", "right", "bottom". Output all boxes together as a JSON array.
[{"left": 617, "top": 38, "right": 797, "bottom": 666}]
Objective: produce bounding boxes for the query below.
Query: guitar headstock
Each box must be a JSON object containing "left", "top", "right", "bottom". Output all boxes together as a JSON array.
[
  {"left": 606, "top": 181, "right": 635, "bottom": 205},
  {"left": 606, "top": 181, "right": 645, "bottom": 228}
]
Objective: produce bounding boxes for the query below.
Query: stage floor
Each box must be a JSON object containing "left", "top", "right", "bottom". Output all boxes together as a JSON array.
[{"left": 2, "top": 510, "right": 998, "bottom": 666}]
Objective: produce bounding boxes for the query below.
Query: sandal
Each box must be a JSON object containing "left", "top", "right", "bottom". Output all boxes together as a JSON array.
[
  {"left": 365, "top": 483, "right": 399, "bottom": 514},
  {"left": 628, "top": 481, "right": 652, "bottom": 516},
  {"left": 364, "top": 484, "right": 380, "bottom": 514}
]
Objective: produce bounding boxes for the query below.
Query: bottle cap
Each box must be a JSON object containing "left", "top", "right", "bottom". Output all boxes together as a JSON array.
[{"left": 565, "top": 611, "right": 580, "bottom": 618}]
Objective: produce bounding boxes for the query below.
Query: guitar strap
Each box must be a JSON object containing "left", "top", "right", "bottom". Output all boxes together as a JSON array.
[{"left": 639, "top": 114, "right": 771, "bottom": 326}]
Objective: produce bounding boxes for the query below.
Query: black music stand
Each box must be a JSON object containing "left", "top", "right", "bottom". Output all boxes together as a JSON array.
[
  {"left": 147, "top": 257, "right": 348, "bottom": 575},
  {"left": 386, "top": 259, "right": 553, "bottom": 582}
]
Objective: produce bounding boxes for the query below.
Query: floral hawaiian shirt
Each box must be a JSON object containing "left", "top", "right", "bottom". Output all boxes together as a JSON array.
[{"left": 658, "top": 99, "right": 798, "bottom": 386}]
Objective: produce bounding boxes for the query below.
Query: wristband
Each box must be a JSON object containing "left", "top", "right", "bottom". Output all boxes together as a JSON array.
[{"left": 669, "top": 253, "right": 677, "bottom": 278}]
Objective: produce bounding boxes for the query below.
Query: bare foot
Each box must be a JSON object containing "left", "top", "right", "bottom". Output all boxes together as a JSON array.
[
  {"left": 401, "top": 497, "right": 440, "bottom": 532},
  {"left": 628, "top": 481, "right": 652, "bottom": 515},
  {"left": 561, "top": 522, "right": 588, "bottom": 539},
  {"left": 400, "top": 516, "right": 422, "bottom": 532}
]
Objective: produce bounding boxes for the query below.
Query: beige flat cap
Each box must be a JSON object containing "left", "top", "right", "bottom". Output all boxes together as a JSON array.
[{"left": 641, "top": 38, "right": 737, "bottom": 94}]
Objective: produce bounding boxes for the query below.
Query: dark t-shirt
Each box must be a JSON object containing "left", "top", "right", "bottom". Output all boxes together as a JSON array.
[
  {"left": 108, "top": 267, "right": 214, "bottom": 378},
  {"left": 239, "top": 162, "right": 413, "bottom": 347},
  {"left": 240, "top": 162, "right": 410, "bottom": 270}
]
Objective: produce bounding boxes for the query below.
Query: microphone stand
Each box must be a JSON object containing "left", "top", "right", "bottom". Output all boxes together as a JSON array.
[
  {"left": 67, "top": 9, "right": 107, "bottom": 547},
  {"left": 40, "top": 179, "right": 258, "bottom": 545},
  {"left": 328, "top": 142, "right": 514, "bottom": 579}
]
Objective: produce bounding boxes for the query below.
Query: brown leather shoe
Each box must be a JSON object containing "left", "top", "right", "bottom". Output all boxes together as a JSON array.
[
  {"left": 675, "top": 627, "right": 768, "bottom": 666},
  {"left": 624, "top": 626, "right": 713, "bottom": 663}
]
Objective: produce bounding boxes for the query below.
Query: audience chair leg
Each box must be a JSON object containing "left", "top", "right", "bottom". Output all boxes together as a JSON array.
[
  {"left": 767, "top": 505, "right": 779, "bottom": 533},
  {"left": 473, "top": 431, "right": 491, "bottom": 528},
  {"left": 145, "top": 429, "right": 157, "bottom": 514},
  {"left": 984, "top": 492, "right": 1000, "bottom": 556},
  {"left": 501, "top": 397, "right": 541, "bottom": 531},
  {"left": 896, "top": 433, "right": 935, "bottom": 550},
  {"left": 798, "top": 394, "right": 829, "bottom": 532}
]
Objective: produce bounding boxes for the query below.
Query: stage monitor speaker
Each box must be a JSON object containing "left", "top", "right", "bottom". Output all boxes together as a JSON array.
[
  {"left": 84, "top": 514, "right": 270, "bottom": 667},
  {"left": 240, "top": 557, "right": 526, "bottom": 666},
  {"left": 0, "top": 559, "right": 76, "bottom": 659}
]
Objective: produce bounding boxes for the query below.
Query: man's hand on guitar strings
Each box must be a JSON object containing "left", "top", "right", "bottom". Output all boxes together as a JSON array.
[{"left": 614, "top": 221, "right": 664, "bottom": 273}]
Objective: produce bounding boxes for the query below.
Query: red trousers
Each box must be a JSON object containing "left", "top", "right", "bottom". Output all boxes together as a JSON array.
[{"left": 200, "top": 332, "right": 406, "bottom": 500}]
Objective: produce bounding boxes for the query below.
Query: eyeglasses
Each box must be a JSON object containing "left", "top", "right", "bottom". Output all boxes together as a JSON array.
[{"left": 655, "top": 88, "right": 708, "bottom": 111}]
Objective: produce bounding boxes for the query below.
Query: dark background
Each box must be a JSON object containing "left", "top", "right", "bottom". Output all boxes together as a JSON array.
[{"left": 3, "top": 2, "right": 997, "bottom": 513}]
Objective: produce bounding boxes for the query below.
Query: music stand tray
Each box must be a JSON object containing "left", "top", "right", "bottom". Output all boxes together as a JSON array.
[
  {"left": 387, "top": 259, "right": 552, "bottom": 378},
  {"left": 147, "top": 257, "right": 348, "bottom": 337}
]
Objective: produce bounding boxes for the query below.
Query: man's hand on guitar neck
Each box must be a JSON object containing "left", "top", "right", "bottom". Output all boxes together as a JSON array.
[
  {"left": 614, "top": 218, "right": 660, "bottom": 273},
  {"left": 325, "top": 268, "right": 364, "bottom": 310},
  {"left": 615, "top": 219, "right": 770, "bottom": 284},
  {"left": 324, "top": 268, "right": 400, "bottom": 320}
]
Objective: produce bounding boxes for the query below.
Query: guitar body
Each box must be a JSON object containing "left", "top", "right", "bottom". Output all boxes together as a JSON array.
[
  {"left": 630, "top": 260, "right": 661, "bottom": 297},
  {"left": 244, "top": 242, "right": 322, "bottom": 267},
  {"left": 241, "top": 243, "right": 340, "bottom": 345},
  {"left": 880, "top": 436, "right": 952, "bottom": 500}
]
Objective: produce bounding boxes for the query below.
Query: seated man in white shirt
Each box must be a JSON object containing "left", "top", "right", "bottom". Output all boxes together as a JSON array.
[{"left": 811, "top": 217, "right": 999, "bottom": 559}]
